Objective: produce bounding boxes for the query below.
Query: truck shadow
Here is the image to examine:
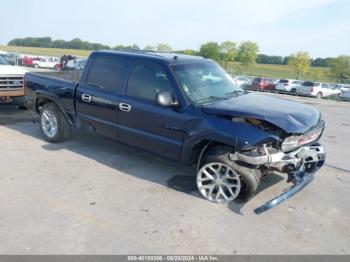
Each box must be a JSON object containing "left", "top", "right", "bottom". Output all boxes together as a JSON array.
[
  {"left": 0, "top": 106, "right": 37, "bottom": 125},
  {"left": 228, "top": 174, "right": 284, "bottom": 215},
  {"left": 6, "top": 122, "right": 284, "bottom": 215}
]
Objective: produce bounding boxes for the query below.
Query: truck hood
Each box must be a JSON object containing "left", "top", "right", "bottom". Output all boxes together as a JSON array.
[
  {"left": 201, "top": 93, "right": 320, "bottom": 134},
  {"left": 0, "top": 65, "right": 27, "bottom": 75}
]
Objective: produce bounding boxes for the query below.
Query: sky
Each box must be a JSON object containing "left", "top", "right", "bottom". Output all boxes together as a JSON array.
[{"left": 2, "top": 0, "right": 350, "bottom": 58}]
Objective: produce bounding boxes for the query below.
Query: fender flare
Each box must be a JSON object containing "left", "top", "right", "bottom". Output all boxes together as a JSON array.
[{"left": 35, "top": 90, "right": 74, "bottom": 126}]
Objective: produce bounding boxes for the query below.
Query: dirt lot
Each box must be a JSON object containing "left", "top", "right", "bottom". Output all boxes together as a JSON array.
[{"left": 0, "top": 95, "right": 350, "bottom": 254}]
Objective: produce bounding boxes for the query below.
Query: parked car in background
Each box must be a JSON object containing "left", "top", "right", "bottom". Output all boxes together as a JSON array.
[
  {"left": 297, "top": 82, "right": 341, "bottom": 99},
  {"left": 0, "top": 55, "right": 27, "bottom": 106},
  {"left": 33, "top": 57, "right": 60, "bottom": 70},
  {"left": 337, "top": 84, "right": 350, "bottom": 93},
  {"left": 250, "top": 77, "right": 277, "bottom": 91},
  {"left": 0, "top": 52, "right": 21, "bottom": 65},
  {"left": 275, "top": 79, "right": 303, "bottom": 94},
  {"left": 21, "top": 56, "right": 42, "bottom": 67},
  {"left": 0, "top": 53, "right": 9, "bottom": 63},
  {"left": 63, "top": 58, "right": 87, "bottom": 71},
  {"left": 233, "top": 76, "right": 252, "bottom": 89},
  {"left": 74, "top": 58, "right": 87, "bottom": 71},
  {"left": 339, "top": 91, "right": 350, "bottom": 102}
]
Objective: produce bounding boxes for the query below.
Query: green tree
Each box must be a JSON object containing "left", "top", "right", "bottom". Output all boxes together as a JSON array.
[
  {"left": 282, "top": 56, "right": 290, "bottom": 65},
  {"left": 114, "top": 44, "right": 140, "bottom": 51},
  {"left": 130, "top": 44, "right": 140, "bottom": 50},
  {"left": 219, "top": 41, "right": 236, "bottom": 69},
  {"left": 329, "top": 55, "right": 350, "bottom": 82},
  {"left": 8, "top": 36, "right": 112, "bottom": 50},
  {"left": 143, "top": 45, "right": 156, "bottom": 51},
  {"left": 311, "top": 58, "right": 330, "bottom": 67},
  {"left": 256, "top": 54, "right": 283, "bottom": 65},
  {"left": 310, "top": 68, "right": 323, "bottom": 81},
  {"left": 51, "top": 39, "right": 66, "bottom": 48},
  {"left": 288, "top": 51, "right": 310, "bottom": 79},
  {"left": 237, "top": 41, "right": 259, "bottom": 67},
  {"left": 199, "top": 42, "right": 220, "bottom": 62},
  {"left": 157, "top": 43, "right": 172, "bottom": 52},
  {"left": 175, "top": 49, "right": 198, "bottom": 56}
]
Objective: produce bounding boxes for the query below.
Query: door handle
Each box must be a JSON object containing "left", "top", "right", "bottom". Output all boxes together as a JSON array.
[
  {"left": 119, "top": 103, "right": 132, "bottom": 112},
  {"left": 82, "top": 94, "right": 92, "bottom": 102}
]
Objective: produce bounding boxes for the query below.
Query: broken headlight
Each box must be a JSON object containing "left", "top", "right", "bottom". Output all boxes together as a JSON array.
[{"left": 281, "top": 124, "right": 324, "bottom": 152}]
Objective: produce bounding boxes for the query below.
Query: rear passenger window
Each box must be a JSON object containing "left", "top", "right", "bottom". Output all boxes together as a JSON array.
[
  {"left": 126, "top": 62, "right": 172, "bottom": 101},
  {"left": 86, "top": 56, "right": 125, "bottom": 92}
]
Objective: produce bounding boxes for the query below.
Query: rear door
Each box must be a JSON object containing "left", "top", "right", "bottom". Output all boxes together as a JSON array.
[
  {"left": 325, "top": 84, "right": 339, "bottom": 95},
  {"left": 76, "top": 54, "right": 126, "bottom": 139},
  {"left": 117, "top": 60, "right": 185, "bottom": 161},
  {"left": 320, "top": 83, "right": 330, "bottom": 96}
]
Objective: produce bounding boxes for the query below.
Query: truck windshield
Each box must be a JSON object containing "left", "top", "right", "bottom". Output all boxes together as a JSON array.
[{"left": 172, "top": 62, "right": 244, "bottom": 103}]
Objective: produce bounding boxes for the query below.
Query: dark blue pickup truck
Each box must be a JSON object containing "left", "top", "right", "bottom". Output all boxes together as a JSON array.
[{"left": 25, "top": 51, "right": 325, "bottom": 213}]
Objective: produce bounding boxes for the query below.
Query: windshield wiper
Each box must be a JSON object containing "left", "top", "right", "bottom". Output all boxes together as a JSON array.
[
  {"left": 225, "top": 90, "right": 244, "bottom": 96},
  {"left": 195, "top": 96, "right": 226, "bottom": 103}
]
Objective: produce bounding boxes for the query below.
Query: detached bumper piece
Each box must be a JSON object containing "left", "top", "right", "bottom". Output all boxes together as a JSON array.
[
  {"left": 233, "top": 143, "right": 326, "bottom": 214},
  {"left": 254, "top": 144, "right": 325, "bottom": 214}
]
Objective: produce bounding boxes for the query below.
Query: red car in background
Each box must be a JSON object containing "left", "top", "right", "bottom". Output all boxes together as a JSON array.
[
  {"left": 21, "top": 56, "right": 41, "bottom": 67},
  {"left": 250, "top": 77, "right": 278, "bottom": 91}
]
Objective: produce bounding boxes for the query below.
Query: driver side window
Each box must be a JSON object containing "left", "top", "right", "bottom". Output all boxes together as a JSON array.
[{"left": 126, "top": 61, "right": 172, "bottom": 101}]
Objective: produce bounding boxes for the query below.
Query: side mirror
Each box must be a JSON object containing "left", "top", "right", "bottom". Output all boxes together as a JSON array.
[{"left": 155, "top": 91, "right": 178, "bottom": 107}]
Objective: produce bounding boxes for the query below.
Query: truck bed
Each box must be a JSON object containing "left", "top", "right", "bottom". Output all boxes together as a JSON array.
[
  {"left": 24, "top": 70, "right": 80, "bottom": 118},
  {"left": 29, "top": 70, "right": 81, "bottom": 82}
]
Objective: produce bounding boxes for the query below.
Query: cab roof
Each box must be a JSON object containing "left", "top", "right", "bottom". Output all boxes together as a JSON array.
[{"left": 92, "top": 50, "right": 209, "bottom": 65}]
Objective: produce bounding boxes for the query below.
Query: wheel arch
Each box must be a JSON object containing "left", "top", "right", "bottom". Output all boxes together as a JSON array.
[
  {"left": 35, "top": 92, "right": 74, "bottom": 126},
  {"left": 189, "top": 140, "right": 236, "bottom": 172}
]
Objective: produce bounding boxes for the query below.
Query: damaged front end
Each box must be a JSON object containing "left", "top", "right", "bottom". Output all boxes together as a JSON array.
[{"left": 231, "top": 120, "right": 326, "bottom": 214}]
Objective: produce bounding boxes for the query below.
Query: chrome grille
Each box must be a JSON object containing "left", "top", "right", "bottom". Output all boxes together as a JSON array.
[{"left": 0, "top": 75, "right": 24, "bottom": 90}]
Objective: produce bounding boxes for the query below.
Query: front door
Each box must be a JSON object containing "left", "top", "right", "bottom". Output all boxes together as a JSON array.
[
  {"left": 76, "top": 54, "right": 126, "bottom": 139},
  {"left": 118, "top": 60, "right": 185, "bottom": 161}
]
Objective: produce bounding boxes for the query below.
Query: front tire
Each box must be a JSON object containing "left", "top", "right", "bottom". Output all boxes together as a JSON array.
[
  {"left": 40, "top": 102, "right": 72, "bottom": 142},
  {"left": 316, "top": 92, "right": 323, "bottom": 99},
  {"left": 197, "top": 146, "right": 262, "bottom": 203}
]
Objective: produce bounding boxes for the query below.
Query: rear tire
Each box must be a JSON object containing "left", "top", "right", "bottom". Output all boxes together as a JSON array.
[
  {"left": 40, "top": 102, "right": 72, "bottom": 143},
  {"left": 197, "top": 145, "right": 262, "bottom": 203},
  {"left": 290, "top": 88, "right": 296, "bottom": 94},
  {"left": 316, "top": 92, "right": 323, "bottom": 99}
]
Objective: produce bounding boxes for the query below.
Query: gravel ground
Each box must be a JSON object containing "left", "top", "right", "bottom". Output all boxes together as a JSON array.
[{"left": 0, "top": 94, "right": 349, "bottom": 254}]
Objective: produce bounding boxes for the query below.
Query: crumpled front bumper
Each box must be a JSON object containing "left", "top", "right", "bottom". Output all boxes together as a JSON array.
[{"left": 234, "top": 143, "right": 326, "bottom": 214}]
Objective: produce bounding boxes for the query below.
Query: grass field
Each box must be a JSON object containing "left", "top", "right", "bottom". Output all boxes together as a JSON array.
[
  {"left": 0, "top": 45, "right": 335, "bottom": 83},
  {"left": 0, "top": 45, "right": 92, "bottom": 57}
]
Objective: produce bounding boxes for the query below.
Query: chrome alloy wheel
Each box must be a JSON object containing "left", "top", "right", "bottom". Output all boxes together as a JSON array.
[
  {"left": 41, "top": 109, "right": 58, "bottom": 138},
  {"left": 197, "top": 162, "right": 241, "bottom": 203}
]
